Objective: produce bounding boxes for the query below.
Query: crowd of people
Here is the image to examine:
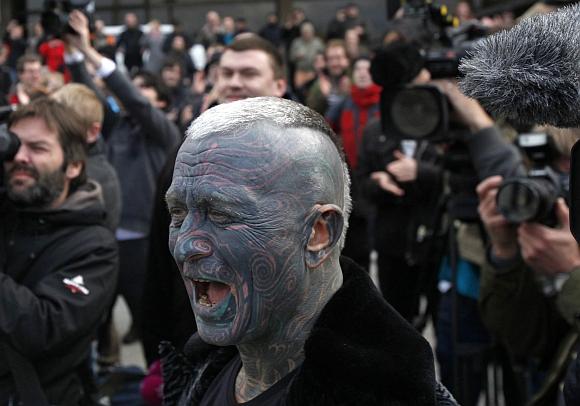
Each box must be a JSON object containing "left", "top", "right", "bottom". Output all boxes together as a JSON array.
[{"left": 1, "top": 1, "right": 580, "bottom": 405}]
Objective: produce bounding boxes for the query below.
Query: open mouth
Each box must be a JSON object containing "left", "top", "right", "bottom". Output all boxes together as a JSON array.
[{"left": 193, "top": 279, "right": 231, "bottom": 308}]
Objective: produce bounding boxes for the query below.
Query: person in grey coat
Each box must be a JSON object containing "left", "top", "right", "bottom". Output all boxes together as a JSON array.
[{"left": 65, "top": 10, "right": 182, "bottom": 346}]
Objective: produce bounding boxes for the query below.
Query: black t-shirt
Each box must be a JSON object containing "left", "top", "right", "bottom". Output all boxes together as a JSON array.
[{"left": 200, "top": 354, "right": 298, "bottom": 406}]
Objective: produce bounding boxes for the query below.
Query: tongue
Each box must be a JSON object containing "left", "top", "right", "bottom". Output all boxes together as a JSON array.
[{"left": 207, "top": 282, "right": 231, "bottom": 305}]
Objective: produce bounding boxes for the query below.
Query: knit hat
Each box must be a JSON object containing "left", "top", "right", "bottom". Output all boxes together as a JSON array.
[{"left": 370, "top": 42, "right": 425, "bottom": 88}]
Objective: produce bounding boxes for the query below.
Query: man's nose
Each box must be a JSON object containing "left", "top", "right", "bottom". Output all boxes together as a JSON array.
[
  {"left": 227, "top": 72, "right": 242, "bottom": 88},
  {"left": 174, "top": 229, "right": 213, "bottom": 264},
  {"left": 12, "top": 144, "right": 30, "bottom": 164}
]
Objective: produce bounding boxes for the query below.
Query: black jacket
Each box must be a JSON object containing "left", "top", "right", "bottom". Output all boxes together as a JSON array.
[
  {"left": 357, "top": 119, "right": 443, "bottom": 259},
  {"left": 160, "top": 257, "right": 457, "bottom": 405},
  {"left": 87, "top": 138, "right": 122, "bottom": 232},
  {"left": 0, "top": 181, "right": 119, "bottom": 405}
]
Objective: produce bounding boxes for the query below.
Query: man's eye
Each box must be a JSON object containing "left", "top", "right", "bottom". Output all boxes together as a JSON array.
[
  {"left": 169, "top": 207, "right": 187, "bottom": 227},
  {"left": 208, "top": 208, "right": 232, "bottom": 225}
]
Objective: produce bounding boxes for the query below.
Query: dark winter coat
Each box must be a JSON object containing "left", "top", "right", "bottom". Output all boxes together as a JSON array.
[
  {"left": 357, "top": 118, "right": 443, "bottom": 260},
  {"left": 142, "top": 143, "right": 196, "bottom": 365},
  {"left": 87, "top": 137, "right": 122, "bottom": 232},
  {"left": 0, "top": 181, "right": 118, "bottom": 405},
  {"left": 160, "top": 257, "right": 458, "bottom": 405},
  {"left": 481, "top": 255, "right": 579, "bottom": 405},
  {"left": 116, "top": 27, "right": 144, "bottom": 71},
  {"left": 103, "top": 69, "right": 182, "bottom": 234}
]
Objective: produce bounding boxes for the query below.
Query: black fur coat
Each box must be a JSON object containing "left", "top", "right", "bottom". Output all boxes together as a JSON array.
[{"left": 161, "top": 257, "right": 457, "bottom": 405}]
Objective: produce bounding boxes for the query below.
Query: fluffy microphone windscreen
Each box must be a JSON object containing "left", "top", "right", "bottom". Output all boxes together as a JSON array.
[{"left": 459, "top": 3, "right": 580, "bottom": 128}]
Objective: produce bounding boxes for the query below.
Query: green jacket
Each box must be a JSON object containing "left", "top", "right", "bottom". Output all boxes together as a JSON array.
[
  {"left": 479, "top": 256, "right": 578, "bottom": 405},
  {"left": 556, "top": 267, "right": 580, "bottom": 330}
]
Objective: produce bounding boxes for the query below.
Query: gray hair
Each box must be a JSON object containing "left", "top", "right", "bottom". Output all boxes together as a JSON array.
[{"left": 186, "top": 97, "right": 352, "bottom": 248}]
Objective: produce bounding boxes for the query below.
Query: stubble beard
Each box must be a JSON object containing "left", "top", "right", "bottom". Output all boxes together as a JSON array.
[{"left": 5, "top": 163, "right": 66, "bottom": 208}]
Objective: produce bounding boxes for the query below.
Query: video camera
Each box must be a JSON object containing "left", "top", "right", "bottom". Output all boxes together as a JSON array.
[
  {"left": 380, "top": 84, "right": 471, "bottom": 143},
  {"left": 0, "top": 106, "right": 19, "bottom": 162},
  {"left": 398, "top": 0, "right": 482, "bottom": 78},
  {"left": 41, "top": 0, "right": 95, "bottom": 38},
  {"left": 0, "top": 126, "right": 20, "bottom": 162},
  {"left": 0, "top": 121, "right": 19, "bottom": 198},
  {"left": 378, "top": 0, "right": 485, "bottom": 143},
  {"left": 497, "top": 133, "right": 567, "bottom": 226}
]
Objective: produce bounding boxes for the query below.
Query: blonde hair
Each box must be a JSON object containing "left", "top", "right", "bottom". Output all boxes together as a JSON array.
[{"left": 52, "top": 83, "right": 104, "bottom": 132}]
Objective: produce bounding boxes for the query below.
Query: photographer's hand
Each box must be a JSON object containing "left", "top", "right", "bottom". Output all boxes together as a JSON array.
[
  {"left": 66, "top": 10, "right": 91, "bottom": 53},
  {"left": 66, "top": 10, "right": 104, "bottom": 69},
  {"left": 370, "top": 171, "right": 404, "bottom": 196},
  {"left": 518, "top": 199, "right": 580, "bottom": 275},
  {"left": 387, "top": 150, "right": 417, "bottom": 183},
  {"left": 431, "top": 79, "right": 494, "bottom": 133},
  {"left": 477, "top": 176, "right": 519, "bottom": 259}
]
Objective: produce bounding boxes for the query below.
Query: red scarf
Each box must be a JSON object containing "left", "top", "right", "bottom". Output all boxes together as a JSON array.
[{"left": 340, "top": 84, "right": 382, "bottom": 169}]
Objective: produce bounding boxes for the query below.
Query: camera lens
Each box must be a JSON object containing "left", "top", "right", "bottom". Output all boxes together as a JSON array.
[
  {"left": 496, "top": 178, "right": 558, "bottom": 223},
  {"left": 391, "top": 88, "right": 441, "bottom": 138},
  {"left": 0, "top": 126, "right": 21, "bottom": 162}
]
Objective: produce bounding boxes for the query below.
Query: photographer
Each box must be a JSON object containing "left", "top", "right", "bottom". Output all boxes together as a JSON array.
[
  {"left": 365, "top": 37, "right": 524, "bottom": 403},
  {"left": 431, "top": 78, "right": 525, "bottom": 405},
  {"left": 64, "top": 10, "right": 181, "bottom": 345},
  {"left": 477, "top": 127, "right": 580, "bottom": 404},
  {"left": 0, "top": 98, "right": 118, "bottom": 404},
  {"left": 357, "top": 42, "right": 442, "bottom": 324}
]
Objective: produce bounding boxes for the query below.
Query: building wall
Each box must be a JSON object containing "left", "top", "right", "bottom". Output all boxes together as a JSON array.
[{"left": 20, "top": 0, "right": 391, "bottom": 42}]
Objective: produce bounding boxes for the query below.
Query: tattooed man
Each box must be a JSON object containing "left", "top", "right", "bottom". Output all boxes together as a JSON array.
[{"left": 162, "top": 97, "right": 457, "bottom": 406}]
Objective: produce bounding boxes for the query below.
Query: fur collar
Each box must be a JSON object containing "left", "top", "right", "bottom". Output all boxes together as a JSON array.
[{"left": 161, "top": 257, "right": 438, "bottom": 405}]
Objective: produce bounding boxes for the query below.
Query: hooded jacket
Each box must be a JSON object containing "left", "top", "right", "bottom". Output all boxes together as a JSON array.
[
  {"left": 0, "top": 181, "right": 119, "bottom": 405},
  {"left": 160, "top": 257, "right": 457, "bottom": 405}
]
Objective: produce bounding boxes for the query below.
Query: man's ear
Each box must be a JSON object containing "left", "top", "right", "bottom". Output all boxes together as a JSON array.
[
  {"left": 65, "top": 160, "right": 83, "bottom": 181},
  {"left": 306, "top": 204, "right": 344, "bottom": 268},
  {"left": 274, "top": 78, "right": 287, "bottom": 98},
  {"left": 86, "top": 122, "right": 101, "bottom": 144}
]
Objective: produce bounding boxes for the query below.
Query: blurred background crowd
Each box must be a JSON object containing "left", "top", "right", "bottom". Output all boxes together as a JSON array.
[{"left": 1, "top": 0, "right": 580, "bottom": 405}]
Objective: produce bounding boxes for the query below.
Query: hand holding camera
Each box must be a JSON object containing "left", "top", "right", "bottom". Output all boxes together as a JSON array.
[
  {"left": 65, "top": 10, "right": 91, "bottom": 52},
  {"left": 477, "top": 175, "right": 518, "bottom": 259},
  {"left": 478, "top": 175, "right": 580, "bottom": 275},
  {"left": 430, "top": 79, "right": 494, "bottom": 133},
  {"left": 518, "top": 199, "right": 580, "bottom": 276}
]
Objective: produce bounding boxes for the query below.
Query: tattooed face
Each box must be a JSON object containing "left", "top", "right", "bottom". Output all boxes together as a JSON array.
[{"left": 167, "top": 124, "right": 337, "bottom": 346}]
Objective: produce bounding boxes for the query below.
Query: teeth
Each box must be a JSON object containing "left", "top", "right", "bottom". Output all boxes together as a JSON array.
[{"left": 199, "top": 294, "right": 212, "bottom": 307}]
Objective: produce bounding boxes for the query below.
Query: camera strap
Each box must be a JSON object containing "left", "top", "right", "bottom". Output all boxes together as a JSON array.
[{"left": 1, "top": 342, "right": 49, "bottom": 406}]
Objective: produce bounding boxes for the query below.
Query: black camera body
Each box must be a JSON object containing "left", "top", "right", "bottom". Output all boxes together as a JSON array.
[
  {"left": 496, "top": 133, "right": 566, "bottom": 226},
  {"left": 380, "top": 84, "right": 470, "bottom": 143},
  {"left": 0, "top": 124, "right": 20, "bottom": 197},
  {"left": 0, "top": 105, "right": 19, "bottom": 163},
  {"left": 424, "top": 48, "right": 466, "bottom": 80},
  {"left": 41, "top": 0, "right": 95, "bottom": 38},
  {"left": 0, "top": 126, "right": 20, "bottom": 163},
  {"left": 379, "top": 83, "right": 478, "bottom": 221}
]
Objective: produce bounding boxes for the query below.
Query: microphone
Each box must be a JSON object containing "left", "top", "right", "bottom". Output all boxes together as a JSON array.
[{"left": 459, "top": 3, "right": 580, "bottom": 128}]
